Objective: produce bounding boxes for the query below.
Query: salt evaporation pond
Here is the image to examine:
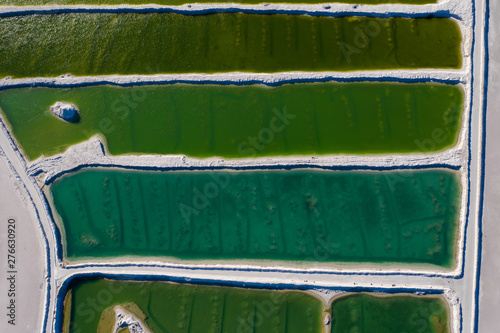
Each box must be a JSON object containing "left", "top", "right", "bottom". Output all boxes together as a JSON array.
[
  {"left": 64, "top": 278, "right": 326, "bottom": 333},
  {"left": 49, "top": 168, "right": 461, "bottom": 268},
  {"left": 0, "top": 14, "right": 462, "bottom": 78},
  {"left": 63, "top": 278, "right": 450, "bottom": 333},
  {"left": 0, "top": 83, "right": 463, "bottom": 160},
  {"left": 330, "top": 293, "right": 449, "bottom": 333}
]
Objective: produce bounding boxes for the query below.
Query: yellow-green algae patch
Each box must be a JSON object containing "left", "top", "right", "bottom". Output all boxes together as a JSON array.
[
  {"left": 49, "top": 168, "right": 461, "bottom": 268},
  {"left": 0, "top": 14, "right": 462, "bottom": 78},
  {"left": 0, "top": 83, "right": 463, "bottom": 160}
]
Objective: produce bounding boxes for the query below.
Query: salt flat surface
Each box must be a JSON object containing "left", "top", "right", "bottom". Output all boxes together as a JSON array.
[
  {"left": 478, "top": 0, "right": 499, "bottom": 330},
  {"left": 0, "top": 152, "right": 45, "bottom": 332}
]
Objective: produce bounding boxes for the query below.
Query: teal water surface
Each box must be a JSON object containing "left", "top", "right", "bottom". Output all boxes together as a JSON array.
[{"left": 50, "top": 168, "right": 461, "bottom": 268}]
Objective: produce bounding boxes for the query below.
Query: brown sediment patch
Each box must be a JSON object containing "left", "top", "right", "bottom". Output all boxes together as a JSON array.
[
  {"left": 62, "top": 290, "right": 72, "bottom": 333},
  {"left": 97, "top": 306, "right": 116, "bottom": 333}
]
